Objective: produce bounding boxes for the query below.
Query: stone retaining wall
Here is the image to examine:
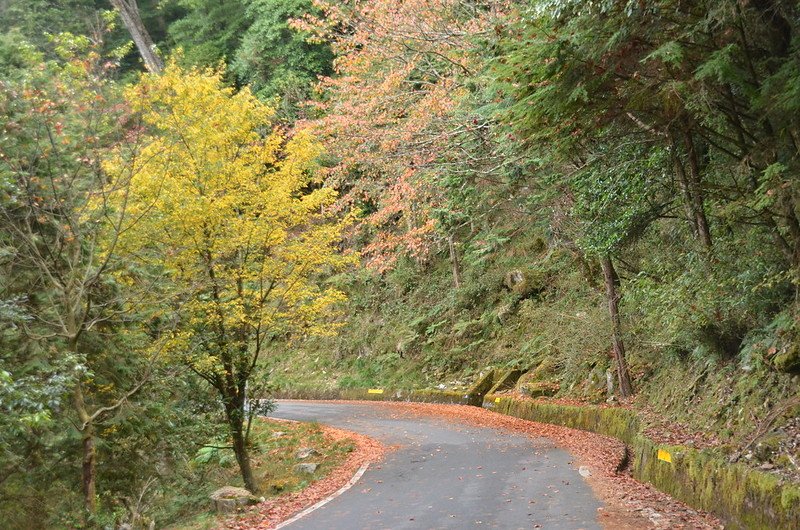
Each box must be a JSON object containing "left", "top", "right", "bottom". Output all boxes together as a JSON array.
[{"left": 486, "top": 396, "right": 800, "bottom": 530}]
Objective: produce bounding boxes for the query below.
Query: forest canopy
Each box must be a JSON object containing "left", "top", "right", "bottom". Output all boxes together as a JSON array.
[{"left": 1, "top": 0, "right": 799, "bottom": 528}]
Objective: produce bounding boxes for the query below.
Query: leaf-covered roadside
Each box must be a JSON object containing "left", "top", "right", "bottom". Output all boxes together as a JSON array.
[
  {"left": 222, "top": 420, "right": 385, "bottom": 530},
  {"left": 165, "top": 417, "right": 368, "bottom": 530},
  {"left": 361, "top": 401, "right": 721, "bottom": 530}
]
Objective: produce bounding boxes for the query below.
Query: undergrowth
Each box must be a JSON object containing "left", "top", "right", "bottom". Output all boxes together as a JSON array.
[{"left": 163, "top": 419, "right": 353, "bottom": 529}]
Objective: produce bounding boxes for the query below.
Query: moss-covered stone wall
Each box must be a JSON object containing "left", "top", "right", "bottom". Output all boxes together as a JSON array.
[{"left": 486, "top": 395, "right": 800, "bottom": 530}]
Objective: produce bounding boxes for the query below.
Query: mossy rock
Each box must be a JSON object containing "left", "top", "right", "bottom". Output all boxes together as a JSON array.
[
  {"left": 503, "top": 267, "right": 548, "bottom": 298},
  {"left": 210, "top": 486, "right": 258, "bottom": 513},
  {"left": 753, "top": 433, "right": 783, "bottom": 462},
  {"left": 773, "top": 345, "right": 800, "bottom": 373},
  {"left": 517, "top": 358, "right": 557, "bottom": 388},
  {"left": 465, "top": 370, "right": 496, "bottom": 406},
  {"left": 583, "top": 366, "right": 609, "bottom": 402},
  {"left": 520, "top": 381, "right": 559, "bottom": 398},
  {"left": 487, "top": 369, "right": 526, "bottom": 395}
]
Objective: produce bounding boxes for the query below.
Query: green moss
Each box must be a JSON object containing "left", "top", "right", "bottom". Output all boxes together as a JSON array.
[
  {"left": 487, "top": 396, "right": 800, "bottom": 530},
  {"left": 773, "top": 344, "right": 800, "bottom": 373},
  {"left": 491, "top": 399, "right": 639, "bottom": 444},
  {"left": 504, "top": 267, "right": 548, "bottom": 298},
  {"left": 464, "top": 370, "right": 495, "bottom": 405},
  {"left": 487, "top": 368, "right": 525, "bottom": 394},
  {"left": 521, "top": 358, "right": 557, "bottom": 382},
  {"left": 519, "top": 381, "right": 559, "bottom": 398},
  {"left": 410, "top": 389, "right": 468, "bottom": 404},
  {"left": 780, "top": 486, "right": 800, "bottom": 510}
]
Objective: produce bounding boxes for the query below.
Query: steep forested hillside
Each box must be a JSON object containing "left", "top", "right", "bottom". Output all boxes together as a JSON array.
[
  {"left": 1, "top": 0, "right": 799, "bottom": 527},
  {"left": 267, "top": 0, "right": 800, "bottom": 475}
]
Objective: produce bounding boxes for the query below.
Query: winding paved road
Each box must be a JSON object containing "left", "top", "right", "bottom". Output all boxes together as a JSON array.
[{"left": 271, "top": 401, "right": 602, "bottom": 530}]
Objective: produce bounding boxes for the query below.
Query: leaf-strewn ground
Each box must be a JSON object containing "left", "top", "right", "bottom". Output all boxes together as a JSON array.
[{"left": 224, "top": 401, "right": 720, "bottom": 529}]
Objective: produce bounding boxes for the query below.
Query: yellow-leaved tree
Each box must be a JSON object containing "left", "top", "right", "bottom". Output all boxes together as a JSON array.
[{"left": 108, "top": 63, "right": 352, "bottom": 492}]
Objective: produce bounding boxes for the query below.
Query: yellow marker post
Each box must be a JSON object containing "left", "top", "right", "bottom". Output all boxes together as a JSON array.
[
  {"left": 367, "top": 389, "right": 384, "bottom": 394},
  {"left": 657, "top": 449, "right": 672, "bottom": 463}
]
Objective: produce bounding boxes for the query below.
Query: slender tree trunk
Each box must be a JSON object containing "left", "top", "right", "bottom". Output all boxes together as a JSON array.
[
  {"left": 226, "top": 402, "right": 257, "bottom": 493},
  {"left": 447, "top": 232, "right": 461, "bottom": 289},
  {"left": 671, "top": 145, "right": 701, "bottom": 238},
  {"left": 600, "top": 256, "right": 633, "bottom": 399},
  {"left": 73, "top": 383, "right": 97, "bottom": 517},
  {"left": 670, "top": 130, "right": 713, "bottom": 250},
  {"left": 81, "top": 424, "right": 97, "bottom": 514},
  {"left": 109, "top": 0, "right": 163, "bottom": 73},
  {"left": 682, "top": 130, "right": 713, "bottom": 250}
]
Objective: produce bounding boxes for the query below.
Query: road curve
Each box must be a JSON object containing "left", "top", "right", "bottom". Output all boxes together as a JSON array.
[{"left": 271, "top": 400, "right": 602, "bottom": 530}]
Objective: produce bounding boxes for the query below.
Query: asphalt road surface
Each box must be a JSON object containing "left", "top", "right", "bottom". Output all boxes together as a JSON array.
[{"left": 271, "top": 401, "right": 602, "bottom": 530}]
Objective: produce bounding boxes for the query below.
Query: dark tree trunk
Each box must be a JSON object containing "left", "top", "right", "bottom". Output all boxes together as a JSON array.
[
  {"left": 73, "top": 383, "right": 97, "bottom": 518},
  {"left": 81, "top": 424, "right": 97, "bottom": 515},
  {"left": 682, "top": 130, "right": 713, "bottom": 250},
  {"left": 448, "top": 233, "right": 461, "bottom": 289},
  {"left": 600, "top": 256, "right": 633, "bottom": 399},
  {"left": 110, "top": 0, "right": 164, "bottom": 73},
  {"left": 670, "top": 129, "right": 713, "bottom": 251},
  {"left": 225, "top": 399, "right": 258, "bottom": 493},
  {"left": 671, "top": 145, "right": 701, "bottom": 238}
]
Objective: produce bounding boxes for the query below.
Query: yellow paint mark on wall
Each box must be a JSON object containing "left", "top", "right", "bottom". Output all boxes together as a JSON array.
[
  {"left": 657, "top": 449, "right": 673, "bottom": 463},
  {"left": 367, "top": 389, "right": 384, "bottom": 394}
]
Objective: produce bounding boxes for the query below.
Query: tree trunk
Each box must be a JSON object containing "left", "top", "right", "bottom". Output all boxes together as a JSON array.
[
  {"left": 600, "top": 256, "right": 633, "bottom": 399},
  {"left": 682, "top": 130, "right": 713, "bottom": 250},
  {"left": 73, "top": 383, "right": 97, "bottom": 517},
  {"left": 671, "top": 144, "right": 702, "bottom": 239},
  {"left": 447, "top": 233, "right": 461, "bottom": 289},
  {"left": 81, "top": 424, "right": 97, "bottom": 515},
  {"left": 110, "top": 0, "right": 163, "bottom": 73},
  {"left": 226, "top": 402, "right": 258, "bottom": 493}
]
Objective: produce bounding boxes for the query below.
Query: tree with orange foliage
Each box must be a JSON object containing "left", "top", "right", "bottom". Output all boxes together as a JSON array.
[{"left": 299, "top": 0, "right": 510, "bottom": 276}]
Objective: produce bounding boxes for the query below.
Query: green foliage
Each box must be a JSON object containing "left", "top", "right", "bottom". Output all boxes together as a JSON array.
[
  {"left": 3, "top": 0, "right": 800, "bottom": 525},
  {"left": 0, "top": 0, "right": 100, "bottom": 51},
  {"left": 231, "top": 0, "right": 333, "bottom": 116},
  {"left": 572, "top": 142, "right": 671, "bottom": 255},
  {"left": 627, "top": 235, "right": 791, "bottom": 358},
  {"left": 167, "top": 0, "right": 249, "bottom": 69},
  {"left": 164, "top": 0, "right": 333, "bottom": 117}
]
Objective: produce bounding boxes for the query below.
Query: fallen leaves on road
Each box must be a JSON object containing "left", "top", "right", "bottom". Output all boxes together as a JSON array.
[
  {"left": 221, "top": 422, "right": 385, "bottom": 530},
  {"left": 221, "top": 400, "right": 721, "bottom": 529},
  {"left": 363, "top": 400, "right": 722, "bottom": 530}
]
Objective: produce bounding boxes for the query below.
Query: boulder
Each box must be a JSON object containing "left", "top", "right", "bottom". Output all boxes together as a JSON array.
[
  {"left": 520, "top": 381, "right": 559, "bottom": 398},
  {"left": 504, "top": 269, "right": 525, "bottom": 291},
  {"left": 295, "top": 462, "right": 319, "bottom": 474},
  {"left": 774, "top": 345, "right": 800, "bottom": 373},
  {"left": 503, "top": 267, "right": 547, "bottom": 298},
  {"left": 295, "top": 447, "right": 320, "bottom": 460},
  {"left": 210, "top": 486, "right": 257, "bottom": 513}
]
